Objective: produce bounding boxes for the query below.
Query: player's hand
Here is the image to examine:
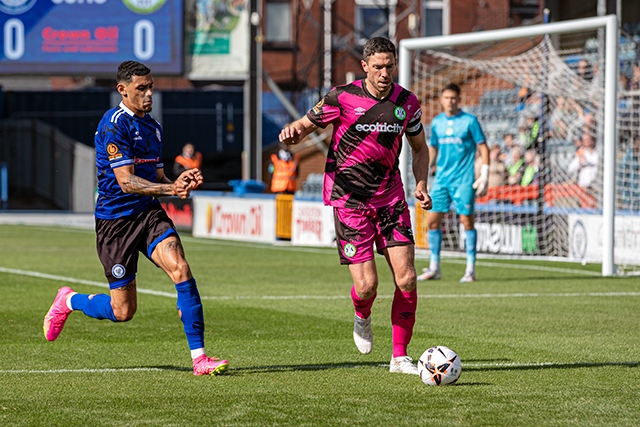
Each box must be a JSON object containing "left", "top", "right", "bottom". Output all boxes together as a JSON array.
[
  {"left": 279, "top": 125, "right": 302, "bottom": 146},
  {"left": 174, "top": 169, "right": 203, "bottom": 199},
  {"left": 181, "top": 168, "right": 204, "bottom": 190},
  {"left": 473, "top": 164, "right": 489, "bottom": 197},
  {"left": 414, "top": 184, "right": 432, "bottom": 211},
  {"left": 472, "top": 177, "right": 488, "bottom": 197}
]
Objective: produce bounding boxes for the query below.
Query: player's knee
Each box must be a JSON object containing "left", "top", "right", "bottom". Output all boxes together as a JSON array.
[
  {"left": 112, "top": 305, "right": 136, "bottom": 322},
  {"left": 355, "top": 281, "right": 378, "bottom": 299},
  {"left": 396, "top": 269, "right": 417, "bottom": 292}
]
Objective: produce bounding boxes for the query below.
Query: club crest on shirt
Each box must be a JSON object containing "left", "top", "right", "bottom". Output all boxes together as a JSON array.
[
  {"left": 343, "top": 243, "right": 357, "bottom": 258},
  {"left": 107, "top": 143, "right": 123, "bottom": 161},
  {"left": 394, "top": 106, "right": 406, "bottom": 120},
  {"left": 312, "top": 99, "right": 325, "bottom": 115},
  {"left": 111, "top": 264, "right": 126, "bottom": 279}
]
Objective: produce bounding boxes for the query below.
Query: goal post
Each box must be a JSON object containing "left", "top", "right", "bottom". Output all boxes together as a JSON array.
[{"left": 399, "top": 15, "right": 621, "bottom": 276}]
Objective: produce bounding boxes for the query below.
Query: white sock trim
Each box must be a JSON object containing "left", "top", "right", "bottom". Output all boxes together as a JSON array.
[
  {"left": 66, "top": 292, "right": 77, "bottom": 311},
  {"left": 191, "top": 348, "right": 205, "bottom": 360}
]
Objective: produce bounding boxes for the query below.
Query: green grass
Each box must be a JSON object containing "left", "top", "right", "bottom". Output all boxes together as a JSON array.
[{"left": 1, "top": 224, "right": 640, "bottom": 426}]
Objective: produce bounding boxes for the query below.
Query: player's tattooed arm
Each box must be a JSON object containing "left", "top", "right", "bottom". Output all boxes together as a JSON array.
[
  {"left": 113, "top": 165, "right": 182, "bottom": 197},
  {"left": 120, "top": 173, "right": 175, "bottom": 196}
]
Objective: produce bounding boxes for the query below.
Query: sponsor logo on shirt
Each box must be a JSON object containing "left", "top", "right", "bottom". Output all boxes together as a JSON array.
[
  {"left": 438, "top": 136, "right": 463, "bottom": 145},
  {"left": 134, "top": 156, "right": 160, "bottom": 164},
  {"left": 355, "top": 122, "right": 403, "bottom": 133},
  {"left": 312, "top": 99, "right": 325, "bottom": 115},
  {"left": 107, "top": 143, "right": 123, "bottom": 161}
]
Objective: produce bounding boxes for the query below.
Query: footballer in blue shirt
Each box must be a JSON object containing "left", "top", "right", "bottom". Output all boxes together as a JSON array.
[
  {"left": 43, "top": 61, "right": 228, "bottom": 376},
  {"left": 418, "top": 83, "right": 489, "bottom": 283}
]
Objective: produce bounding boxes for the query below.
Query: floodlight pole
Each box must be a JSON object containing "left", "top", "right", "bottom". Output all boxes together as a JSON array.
[{"left": 244, "top": 0, "right": 262, "bottom": 181}]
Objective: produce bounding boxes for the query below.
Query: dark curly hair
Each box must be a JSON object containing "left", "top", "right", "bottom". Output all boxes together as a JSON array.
[
  {"left": 362, "top": 37, "right": 396, "bottom": 62},
  {"left": 117, "top": 60, "right": 151, "bottom": 85}
]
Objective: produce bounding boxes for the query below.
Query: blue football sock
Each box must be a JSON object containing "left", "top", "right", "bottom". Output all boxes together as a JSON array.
[
  {"left": 465, "top": 228, "right": 477, "bottom": 266},
  {"left": 70, "top": 293, "right": 117, "bottom": 322},
  {"left": 428, "top": 229, "right": 442, "bottom": 263},
  {"left": 175, "top": 278, "right": 205, "bottom": 351}
]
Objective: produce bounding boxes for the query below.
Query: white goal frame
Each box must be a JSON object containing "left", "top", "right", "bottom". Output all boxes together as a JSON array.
[{"left": 398, "top": 15, "right": 619, "bottom": 276}]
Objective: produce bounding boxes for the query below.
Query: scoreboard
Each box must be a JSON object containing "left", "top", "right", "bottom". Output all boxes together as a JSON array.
[{"left": 0, "top": 0, "right": 183, "bottom": 75}]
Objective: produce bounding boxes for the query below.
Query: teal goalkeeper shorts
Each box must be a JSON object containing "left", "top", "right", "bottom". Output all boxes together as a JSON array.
[{"left": 430, "top": 180, "right": 475, "bottom": 216}]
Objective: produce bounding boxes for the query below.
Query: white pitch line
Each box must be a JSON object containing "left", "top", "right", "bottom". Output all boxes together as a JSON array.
[
  {"left": 0, "top": 367, "right": 166, "bottom": 374},
  {"left": 2, "top": 266, "right": 640, "bottom": 300}
]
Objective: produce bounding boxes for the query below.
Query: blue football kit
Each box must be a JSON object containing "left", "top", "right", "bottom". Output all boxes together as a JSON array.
[
  {"left": 95, "top": 102, "right": 164, "bottom": 219},
  {"left": 429, "top": 110, "right": 486, "bottom": 215}
]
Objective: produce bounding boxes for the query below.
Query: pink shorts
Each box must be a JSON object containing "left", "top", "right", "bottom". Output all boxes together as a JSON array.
[{"left": 333, "top": 199, "right": 414, "bottom": 265}]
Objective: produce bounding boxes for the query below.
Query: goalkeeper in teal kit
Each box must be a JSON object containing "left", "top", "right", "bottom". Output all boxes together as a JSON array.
[{"left": 418, "top": 83, "right": 489, "bottom": 283}]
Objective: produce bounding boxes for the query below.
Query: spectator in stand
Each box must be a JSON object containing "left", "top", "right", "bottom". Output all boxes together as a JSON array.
[
  {"left": 499, "top": 133, "right": 519, "bottom": 167},
  {"left": 630, "top": 63, "right": 640, "bottom": 90},
  {"left": 549, "top": 96, "right": 580, "bottom": 141},
  {"left": 516, "top": 120, "right": 529, "bottom": 148},
  {"left": 568, "top": 132, "right": 599, "bottom": 189},
  {"left": 522, "top": 110, "right": 540, "bottom": 150},
  {"left": 576, "top": 58, "right": 593, "bottom": 83},
  {"left": 567, "top": 110, "right": 593, "bottom": 150},
  {"left": 618, "top": 134, "right": 640, "bottom": 211},
  {"left": 268, "top": 143, "right": 299, "bottom": 194},
  {"left": 478, "top": 144, "right": 507, "bottom": 188},
  {"left": 520, "top": 149, "right": 539, "bottom": 187},
  {"left": 173, "top": 142, "right": 203, "bottom": 179},
  {"left": 507, "top": 146, "right": 525, "bottom": 186}
]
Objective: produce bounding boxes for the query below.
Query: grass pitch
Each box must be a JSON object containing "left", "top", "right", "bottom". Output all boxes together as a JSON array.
[{"left": 1, "top": 224, "right": 639, "bottom": 426}]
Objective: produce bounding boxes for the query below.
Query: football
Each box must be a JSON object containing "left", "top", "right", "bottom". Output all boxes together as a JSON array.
[{"left": 417, "top": 346, "right": 462, "bottom": 386}]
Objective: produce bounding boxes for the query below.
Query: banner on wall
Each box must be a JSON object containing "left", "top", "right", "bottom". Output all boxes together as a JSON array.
[
  {"left": 568, "top": 214, "right": 640, "bottom": 264},
  {"left": 291, "top": 199, "right": 335, "bottom": 247},
  {"left": 159, "top": 197, "right": 193, "bottom": 232},
  {"left": 185, "top": 0, "right": 249, "bottom": 80},
  {"left": 192, "top": 194, "right": 275, "bottom": 243}
]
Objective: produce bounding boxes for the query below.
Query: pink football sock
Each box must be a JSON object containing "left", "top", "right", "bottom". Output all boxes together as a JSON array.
[
  {"left": 391, "top": 288, "right": 417, "bottom": 358},
  {"left": 351, "top": 285, "right": 376, "bottom": 320}
]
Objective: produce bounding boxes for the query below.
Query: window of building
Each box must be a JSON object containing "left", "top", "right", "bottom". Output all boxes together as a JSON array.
[
  {"left": 355, "top": 0, "right": 397, "bottom": 44},
  {"left": 265, "top": 0, "right": 292, "bottom": 44},
  {"left": 422, "top": 1, "right": 443, "bottom": 37}
]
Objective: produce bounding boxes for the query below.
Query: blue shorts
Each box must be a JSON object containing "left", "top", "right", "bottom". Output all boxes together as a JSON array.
[{"left": 430, "top": 180, "right": 475, "bottom": 216}]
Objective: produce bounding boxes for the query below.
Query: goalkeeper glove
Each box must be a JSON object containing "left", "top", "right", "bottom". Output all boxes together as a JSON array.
[{"left": 473, "top": 164, "right": 489, "bottom": 197}]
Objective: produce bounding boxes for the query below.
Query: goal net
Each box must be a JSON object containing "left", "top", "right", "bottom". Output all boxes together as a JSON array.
[{"left": 400, "top": 16, "right": 639, "bottom": 276}]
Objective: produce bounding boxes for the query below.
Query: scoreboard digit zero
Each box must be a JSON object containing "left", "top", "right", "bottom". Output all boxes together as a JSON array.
[{"left": 0, "top": 0, "right": 183, "bottom": 75}]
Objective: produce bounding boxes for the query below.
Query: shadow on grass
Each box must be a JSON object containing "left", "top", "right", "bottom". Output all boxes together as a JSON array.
[
  {"left": 146, "top": 361, "right": 395, "bottom": 375},
  {"left": 143, "top": 359, "right": 640, "bottom": 376}
]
